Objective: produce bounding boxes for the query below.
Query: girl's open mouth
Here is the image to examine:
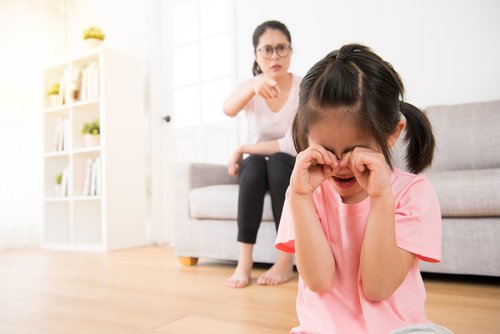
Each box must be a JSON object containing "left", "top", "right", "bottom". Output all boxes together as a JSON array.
[{"left": 332, "top": 176, "right": 356, "bottom": 189}]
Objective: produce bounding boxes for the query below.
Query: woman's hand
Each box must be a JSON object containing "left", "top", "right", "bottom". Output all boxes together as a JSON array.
[
  {"left": 228, "top": 148, "right": 243, "bottom": 176},
  {"left": 290, "top": 144, "right": 338, "bottom": 196},
  {"left": 250, "top": 76, "right": 281, "bottom": 100},
  {"left": 341, "top": 147, "right": 392, "bottom": 199}
]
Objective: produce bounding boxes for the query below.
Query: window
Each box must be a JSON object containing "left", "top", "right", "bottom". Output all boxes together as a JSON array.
[{"left": 171, "top": 0, "right": 231, "bottom": 127}]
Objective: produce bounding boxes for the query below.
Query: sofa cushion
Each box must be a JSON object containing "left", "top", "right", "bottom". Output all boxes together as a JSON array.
[
  {"left": 426, "top": 168, "right": 500, "bottom": 217},
  {"left": 425, "top": 100, "right": 500, "bottom": 172},
  {"left": 189, "top": 184, "right": 274, "bottom": 221}
]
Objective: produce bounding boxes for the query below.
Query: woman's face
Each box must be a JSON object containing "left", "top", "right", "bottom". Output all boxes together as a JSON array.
[{"left": 255, "top": 28, "right": 291, "bottom": 79}]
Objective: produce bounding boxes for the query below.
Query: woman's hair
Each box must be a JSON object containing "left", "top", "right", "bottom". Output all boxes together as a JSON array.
[
  {"left": 292, "top": 44, "right": 435, "bottom": 174},
  {"left": 252, "top": 20, "right": 292, "bottom": 76}
]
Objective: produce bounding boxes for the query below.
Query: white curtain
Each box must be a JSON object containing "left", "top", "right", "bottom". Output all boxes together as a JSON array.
[{"left": 0, "top": 0, "right": 67, "bottom": 250}]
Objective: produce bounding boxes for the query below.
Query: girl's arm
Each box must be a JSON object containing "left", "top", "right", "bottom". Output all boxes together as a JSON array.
[
  {"left": 346, "top": 148, "right": 416, "bottom": 301},
  {"left": 290, "top": 192, "right": 335, "bottom": 293},
  {"left": 360, "top": 196, "right": 415, "bottom": 301},
  {"left": 288, "top": 145, "right": 338, "bottom": 293}
]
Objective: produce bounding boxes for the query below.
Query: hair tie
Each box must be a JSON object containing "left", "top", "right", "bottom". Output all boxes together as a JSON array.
[{"left": 337, "top": 53, "right": 346, "bottom": 61}]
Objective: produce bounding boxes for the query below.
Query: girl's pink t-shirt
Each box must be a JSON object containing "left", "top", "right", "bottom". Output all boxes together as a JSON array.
[{"left": 275, "top": 168, "right": 441, "bottom": 334}]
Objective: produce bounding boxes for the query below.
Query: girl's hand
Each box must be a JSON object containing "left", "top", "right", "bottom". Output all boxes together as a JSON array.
[
  {"left": 250, "top": 76, "right": 281, "bottom": 100},
  {"left": 228, "top": 148, "right": 243, "bottom": 176},
  {"left": 290, "top": 144, "right": 338, "bottom": 196},
  {"left": 341, "top": 147, "right": 392, "bottom": 199}
]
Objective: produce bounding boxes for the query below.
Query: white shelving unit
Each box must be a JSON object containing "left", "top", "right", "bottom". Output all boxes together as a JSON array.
[{"left": 42, "top": 47, "right": 147, "bottom": 251}]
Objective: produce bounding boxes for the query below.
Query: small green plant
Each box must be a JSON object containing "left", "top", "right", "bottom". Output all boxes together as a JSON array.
[
  {"left": 56, "top": 172, "right": 63, "bottom": 185},
  {"left": 47, "top": 83, "right": 59, "bottom": 96},
  {"left": 83, "top": 26, "right": 106, "bottom": 41},
  {"left": 81, "top": 119, "right": 100, "bottom": 135}
]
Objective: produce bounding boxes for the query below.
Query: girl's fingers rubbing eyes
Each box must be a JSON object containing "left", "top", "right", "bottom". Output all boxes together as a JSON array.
[
  {"left": 323, "top": 165, "right": 333, "bottom": 175},
  {"left": 340, "top": 152, "right": 351, "bottom": 167},
  {"left": 328, "top": 152, "right": 338, "bottom": 167},
  {"left": 308, "top": 148, "right": 325, "bottom": 165}
]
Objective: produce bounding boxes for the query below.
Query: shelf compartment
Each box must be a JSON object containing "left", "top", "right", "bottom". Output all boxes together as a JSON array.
[
  {"left": 44, "top": 156, "right": 70, "bottom": 198},
  {"left": 72, "top": 151, "right": 101, "bottom": 197},
  {"left": 72, "top": 102, "right": 100, "bottom": 150},
  {"left": 73, "top": 201, "right": 102, "bottom": 245},
  {"left": 72, "top": 53, "right": 100, "bottom": 102},
  {"left": 44, "top": 202, "right": 71, "bottom": 244},
  {"left": 43, "top": 63, "right": 68, "bottom": 109},
  {"left": 44, "top": 111, "right": 71, "bottom": 153}
]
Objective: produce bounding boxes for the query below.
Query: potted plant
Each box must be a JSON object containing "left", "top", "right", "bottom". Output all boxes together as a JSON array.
[
  {"left": 47, "top": 82, "right": 60, "bottom": 107},
  {"left": 83, "top": 26, "right": 106, "bottom": 48},
  {"left": 81, "top": 119, "right": 100, "bottom": 147},
  {"left": 54, "top": 172, "right": 63, "bottom": 197}
]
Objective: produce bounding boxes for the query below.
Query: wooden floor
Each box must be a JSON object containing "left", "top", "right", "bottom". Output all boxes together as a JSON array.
[{"left": 0, "top": 246, "right": 498, "bottom": 334}]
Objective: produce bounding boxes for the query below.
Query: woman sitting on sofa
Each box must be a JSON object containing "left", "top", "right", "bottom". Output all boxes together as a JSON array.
[{"left": 223, "top": 20, "right": 301, "bottom": 288}]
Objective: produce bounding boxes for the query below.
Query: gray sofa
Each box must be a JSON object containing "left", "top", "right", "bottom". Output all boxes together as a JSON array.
[{"left": 174, "top": 100, "right": 500, "bottom": 276}]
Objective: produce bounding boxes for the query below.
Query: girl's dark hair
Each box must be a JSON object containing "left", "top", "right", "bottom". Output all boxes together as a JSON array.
[
  {"left": 252, "top": 20, "right": 291, "bottom": 76},
  {"left": 292, "top": 44, "right": 435, "bottom": 174}
]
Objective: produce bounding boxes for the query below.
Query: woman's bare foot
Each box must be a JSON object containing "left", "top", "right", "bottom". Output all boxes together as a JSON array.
[
  {"left": 257, "top": 253, "right": 294, "bottom": 286},
  {"left": 225, "top": 262, "right": 252, "bottom": 288},
  {"left": 226, "top": 242, "right": 253, "bottom": 288}
]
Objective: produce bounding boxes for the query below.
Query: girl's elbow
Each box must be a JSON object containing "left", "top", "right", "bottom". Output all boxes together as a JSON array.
[
  {"left": 362, "top": 284, "right": 393, "bottom": 302},
  {"left": 307, "top": 278, "right": 334, "bottom": 294}
]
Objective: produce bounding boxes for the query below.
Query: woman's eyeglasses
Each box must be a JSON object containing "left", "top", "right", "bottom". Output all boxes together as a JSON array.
[{"left": 257, "top": 44, "right": 292, "bottom": 59}]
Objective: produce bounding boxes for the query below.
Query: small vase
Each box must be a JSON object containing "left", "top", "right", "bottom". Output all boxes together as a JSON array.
[
  {"left": 54, "top": 184, "right": 62, "bottom": 197},
  {"left": 49, "top": 94, "right": 59, "bottom": 108},
  {"left": 85, "top": 38, "right": 103, "bottom": 49},
  {"left": 84, "top": 134, "right": 100, "bottom": 147}
]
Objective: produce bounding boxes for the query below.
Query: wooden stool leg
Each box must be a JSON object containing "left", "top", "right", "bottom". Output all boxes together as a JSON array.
[{"left": 179, "top": 256, "right": 198, "bottom": 266}]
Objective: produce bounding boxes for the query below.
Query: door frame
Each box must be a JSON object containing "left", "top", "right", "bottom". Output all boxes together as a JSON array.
[{"left": 147, "top": 0, "right": 239, "bottom": 244}]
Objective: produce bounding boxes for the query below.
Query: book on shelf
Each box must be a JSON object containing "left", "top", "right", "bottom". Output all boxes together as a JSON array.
[
  {"left": 80, "top": 62, "right": 99, "bottom": 101},
  {"left": 52, "top": 117, "right": 69, "bottom": 152},
  {"left": 52, "top": 118, "right": 62, "bottom": 151},
  {"left": 61, "top": 166, "right": 69, "bottom": 197},
  {"left": 55, "top": 66, "right": 85, "bottom": 105},
  {"left": 90, "top": 159, "right": 97, "bottom": 196},
  {"left": 62, "top": 118, "right": 69, "bottom": 151},
  {"left": 83, "top": 158, "right": 93, "bottom": 196},
  {"left": 95, "top": 157, "right": 101, "bottom": 196},
  {"left": 83, "top": 157, "right": 101, "bottom": 196},
  {"left": 57, "top": 73, "right": 65, "bottom": 105}
]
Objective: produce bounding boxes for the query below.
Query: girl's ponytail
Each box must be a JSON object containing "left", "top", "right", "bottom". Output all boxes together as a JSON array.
[{"left": 400, "top": 102, "right": 435, "bottom": 174}]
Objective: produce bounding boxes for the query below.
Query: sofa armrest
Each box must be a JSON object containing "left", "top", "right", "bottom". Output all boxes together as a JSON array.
[
  {"left": 173, "top": 163, "right": 238, "bottom": 254},
  {"left": 175, "top": 162, "right": 238, "bottom": 191}
]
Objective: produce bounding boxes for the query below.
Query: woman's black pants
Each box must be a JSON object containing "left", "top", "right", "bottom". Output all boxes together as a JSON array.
[{"left": 237, "top": 152, "right": 295, "bottom": 244}]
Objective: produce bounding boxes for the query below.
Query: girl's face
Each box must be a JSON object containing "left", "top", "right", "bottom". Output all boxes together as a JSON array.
[
  {"left": 307, "top": 111, "right": 379, "bottom": 204},
  {"left": 255, "top": 28, "right": 291, "bottom": 79}
]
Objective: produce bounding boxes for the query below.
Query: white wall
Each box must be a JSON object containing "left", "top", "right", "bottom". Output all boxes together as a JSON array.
[
  {"left": 233, "top": 0, "right": 500, "bottom": 108},
  {"left": 66, "top": 0, "right": 149, "bottom": 62},
  {"left": 0, "top": 0, "right": 68, "bottom": 249}
]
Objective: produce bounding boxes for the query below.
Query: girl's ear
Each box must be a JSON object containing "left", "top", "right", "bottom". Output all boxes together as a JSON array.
[{"left": 388, "top": 119, "right": 406, "bottom": 148}]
